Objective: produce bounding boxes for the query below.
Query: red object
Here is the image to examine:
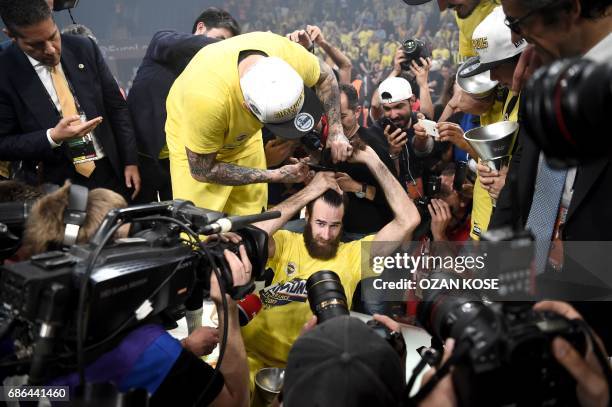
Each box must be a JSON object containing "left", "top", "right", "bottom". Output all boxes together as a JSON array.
[{"left": 237, "top": 294, "right": 263, "bottom": 326}]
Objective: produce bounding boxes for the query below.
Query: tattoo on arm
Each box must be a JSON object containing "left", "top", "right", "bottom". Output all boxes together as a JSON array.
[
  {"left": 186, "top": 147, "right": 273, "bottom": 185},
  {"left": 316, "top": 59, "right": 343, "bottom": 137}
]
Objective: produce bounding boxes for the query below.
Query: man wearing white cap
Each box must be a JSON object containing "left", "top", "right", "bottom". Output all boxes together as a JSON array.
[
  {"left": 377, "top": 76, "right": 451, "bottom": 191},
  {"left": 457, "top": 6, "right": 527, "bottom": 239},
  {"left": 165, "top": 31, "right": 352, "bottom": 215}
]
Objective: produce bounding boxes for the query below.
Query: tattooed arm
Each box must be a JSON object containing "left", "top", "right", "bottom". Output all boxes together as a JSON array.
[
  {"left": 315, "top": 59, "right": 352, "bottom": 162},
  {"left": 186, "top": 147, "right": 308, "bottom": 185}
]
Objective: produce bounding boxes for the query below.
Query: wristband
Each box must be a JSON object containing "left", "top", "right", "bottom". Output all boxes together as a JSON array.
[{"left": 389, "top": 153, "right": 400, "bottom": 160}]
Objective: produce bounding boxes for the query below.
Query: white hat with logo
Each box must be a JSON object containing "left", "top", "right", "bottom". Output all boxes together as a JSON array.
[
  {"left": 240, "top": 56, "right": 324, "bottom": 139},
  {"left": 458, "top": 6, "right": 527, "bottom": 78},
  {"left": 378, "top": 77, "right": 414, "bottom": 104}
]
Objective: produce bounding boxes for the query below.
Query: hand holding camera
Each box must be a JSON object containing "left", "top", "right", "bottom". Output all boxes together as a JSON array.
[
  {"left": 209, "top": 244, "right": 253, "bottom": 306},
  {"left": 410, "top": 57, "right": 433, "bottom": 88},
  {"left": 533, "top": 301, "right": 610, "bottom": 407}
]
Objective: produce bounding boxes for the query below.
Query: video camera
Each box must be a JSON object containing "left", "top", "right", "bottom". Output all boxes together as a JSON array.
[
  {"left": 523, "top": 58, "right": 612, "bottom": 167},
  {"left": 0, "top": 200, "right": 276, "bottom": 385}
]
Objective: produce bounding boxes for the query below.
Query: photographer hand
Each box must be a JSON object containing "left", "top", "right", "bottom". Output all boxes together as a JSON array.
[
  {"left": 410, "top": 57, "right": 433, "bottom": 88},
  {"left": 182, "top": 326, "right": 219, "bottom": 357},
  {"left": 209, "top": 244, "right": 252, "bottom": 305},
  {"left": 477, "top": 163, "right": 508, "bottom": 200},
  {"left": 420, "top": 338, "right": 458, "bottom": 407},
  {"left": 428, "top": 199, "right": 451, "bottom": 241},
  {"left": 392, "top": 48, "right": 407, "bottom": 77},
  {"left": 534, "top": 301, "right": 610, "bottom": 407},
  {"left": 384, "top": 126, "right": 407, "bottom": 157}
]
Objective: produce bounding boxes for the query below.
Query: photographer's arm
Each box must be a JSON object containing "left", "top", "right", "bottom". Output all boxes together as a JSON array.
[
  {"left": 411, "top": 58, "right": 434, "bottom": 120},
  {"left": 354, "top": 147, "right": 420, "bottom": 255},
  {"left": 209, "top": 247, "right": 252, "bottom": 407},
  {"left": 186, "top": 148, "right": 308, "bottom": 185}
]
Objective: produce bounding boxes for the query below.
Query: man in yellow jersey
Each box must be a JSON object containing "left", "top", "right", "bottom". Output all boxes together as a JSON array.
[
  {"left": 446, "top": 0, "right": 499, "bottom": 61},
  {"left": 165, "top": 32, "right": 352, "bottom": 216},
  {"left": 457, "top": 6, "right": 526, "bottom": 238},
  {"left": 243, "top": 145, "right": 420, "bottom": 390}
]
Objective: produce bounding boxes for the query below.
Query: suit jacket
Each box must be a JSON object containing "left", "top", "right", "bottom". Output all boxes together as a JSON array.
[
  {"left": 0, "top": 35, "right": 138, "bottom": 185},
  {"left": 127, "top": 30, "right": 217, "bottom": 159},
  {"left": 490, "top": 124, "right": 612, "bottom": 346}
]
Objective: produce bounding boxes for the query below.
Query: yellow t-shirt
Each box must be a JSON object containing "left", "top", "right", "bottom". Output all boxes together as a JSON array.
[
  {"left": 470, "top": 92, "right": 520, "bottom": 239},
  {"left": 367, "top": 42, "right": 381, "bottom": 63},
  {"left": 165, "top": 32, "right": 320, "bottom": 214},
  {"left": 242, "top": 230, "right": 375, "bottom": 368},
  {"left": 358, "top": 30, "right": 374, "bottom": 47},
  {"left": 455, "top": 0, "right": 498, "bottom": 61},
  {"left": 432, "top": 48, "right": 451, "bottom": 61}
]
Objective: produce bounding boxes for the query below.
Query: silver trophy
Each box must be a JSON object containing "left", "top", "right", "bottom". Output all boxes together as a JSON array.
[{"left": 464, "top": 121, "right": 519, "bottom": 206}]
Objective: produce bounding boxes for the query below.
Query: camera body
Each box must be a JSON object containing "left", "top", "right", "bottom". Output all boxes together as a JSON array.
[
  {"left": 401, "top": 39, "right": 430, "bottom": 71},
  {"left": 417, "top": 277, "right": 587, "bottom": 406}
]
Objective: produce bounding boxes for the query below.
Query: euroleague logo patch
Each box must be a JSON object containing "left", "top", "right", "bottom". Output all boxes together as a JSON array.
[{"left": 294, "top": 112, "right": 314, "bottom": 132}]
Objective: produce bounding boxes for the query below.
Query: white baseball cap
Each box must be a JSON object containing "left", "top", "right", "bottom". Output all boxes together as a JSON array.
[
  {"left": 240, "top": 56, "right": 324, "bottom": 139},
  {"left": 378, "top": 77, "right": 413, "bottom": 104},
  {"left": 458, "top": 6, "right": 527, "bottom": 78}
]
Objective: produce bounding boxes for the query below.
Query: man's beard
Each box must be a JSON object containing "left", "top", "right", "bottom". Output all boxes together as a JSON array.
[{"left": 303, "top": 222, "right": 342, "bottom": 260}]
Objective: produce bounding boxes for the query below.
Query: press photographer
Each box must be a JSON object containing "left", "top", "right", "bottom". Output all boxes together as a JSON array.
[
  {"left": 490, "top": 0, "right": 612, "bottom": 346},
  {"left": 0, "top": 188, "right": 284, "bottom": 406}
]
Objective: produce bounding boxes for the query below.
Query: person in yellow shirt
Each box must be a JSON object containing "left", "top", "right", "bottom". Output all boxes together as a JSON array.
[
  {"left": 446, "top": 0, "right": 499, "bottom": 61},
  {"left": 242, "top": 145, "right": 420, "bottom": 391},
  {"left": 456, "top": 6, "right": 527, "bottom": 238},
  {"left": 165, "top": 32, "right": 352, "bottom": 216}
]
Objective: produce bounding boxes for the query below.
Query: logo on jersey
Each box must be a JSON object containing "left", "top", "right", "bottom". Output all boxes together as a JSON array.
[
  {"left": 259, "top": 278, "right": 307, "bottom": 308},
  {"left": 286, "top": 262, "right": 297, "bottom": 276}
]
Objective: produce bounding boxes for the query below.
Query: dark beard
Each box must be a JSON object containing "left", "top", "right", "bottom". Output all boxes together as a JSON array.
[{"left": 303, "top": 222, "right": 341, "bottom": 260}]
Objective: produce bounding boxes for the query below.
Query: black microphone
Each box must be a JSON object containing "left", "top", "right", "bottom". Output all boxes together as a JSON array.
[{"left": 199, "top": 211, "right": 281, "bottom": 235}]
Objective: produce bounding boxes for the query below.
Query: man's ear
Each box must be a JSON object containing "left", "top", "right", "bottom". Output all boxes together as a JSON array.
[{"left": 194, "top": 22, "right": 207, "bottom": 35}]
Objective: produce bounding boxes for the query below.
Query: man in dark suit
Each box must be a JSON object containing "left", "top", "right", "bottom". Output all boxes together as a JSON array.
[
  {"left": 127, "top": 7, "right": 239, "bottom": 203},
  {"left": 492, "top": 0, "right": 612, "bottom": 347},
  {"left": 0, "top": 0, "right": 140, "bottom": 200}
]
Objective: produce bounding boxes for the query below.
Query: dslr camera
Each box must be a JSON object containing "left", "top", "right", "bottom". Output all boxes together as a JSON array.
[
  {"left": 305, "top": 270, "right": 406, "bottom": 359},
  {"left": 416, "top": 272, "right": 588, "bottom": 407},
  {"left": 400, "top": 38, "right": 431, "bottom": 71}
]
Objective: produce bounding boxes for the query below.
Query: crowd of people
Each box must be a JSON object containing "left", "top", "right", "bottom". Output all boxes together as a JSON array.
[{"left": 0, "top": 0, "right": 611, "bottom": 406}]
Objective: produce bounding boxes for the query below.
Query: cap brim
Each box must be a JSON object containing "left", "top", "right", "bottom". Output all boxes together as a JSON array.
[
  {"left": 401, "top": 0, "right": 432, "bottom": 4},
  {"left": 263, "top": 86, "right": 324, "bottom": 140},
  {"left": 458, "top": 55, "right": 519, "bottom": 78}
]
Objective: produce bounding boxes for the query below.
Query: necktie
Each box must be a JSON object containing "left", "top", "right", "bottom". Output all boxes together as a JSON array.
[
  {"left": 525, "top": 154, "right": 567, "bottom": 274},
  {"left": 50, "top": 65, "right": 96, "bottom": 178}
]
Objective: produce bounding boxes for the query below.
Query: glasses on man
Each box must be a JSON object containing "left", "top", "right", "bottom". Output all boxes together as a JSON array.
[{"left": 504, "top": 1, "right": 558, "bottom": 35}]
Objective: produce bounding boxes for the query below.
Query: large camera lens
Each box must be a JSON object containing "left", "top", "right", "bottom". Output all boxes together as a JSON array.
[
  {"left": 523, "top": 59, "right": 612, "bottom": 167},
  {"left": 306, "top": 270, "right": 349, "bottom": 324}
]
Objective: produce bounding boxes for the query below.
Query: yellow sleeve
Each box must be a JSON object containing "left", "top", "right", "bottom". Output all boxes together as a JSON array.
[
  {"left": 181, "top": 88, "right": 228, "bottom": 155},
  {"left": 277, "top": 38, "right": 321, "bottom": 88}
]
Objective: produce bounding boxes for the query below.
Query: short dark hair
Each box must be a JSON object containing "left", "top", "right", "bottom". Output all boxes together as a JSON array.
[
  {"left": 339, "top": 83, "right": 359, "bottom": 110},
  {"left": 191, "top": 7, "right": 240, "bottom": 36},
  {"left": 0, "top": 0, "right": 51, "bottom": 36},
  {"left": 518, "top": 0, "right": 611, "bottom": 20},
  {"left": 0, "top": 181, "right": 45, "bottom": 202},
  {"left": 306, "top": 189, "right": 347, "bottom": 215}
]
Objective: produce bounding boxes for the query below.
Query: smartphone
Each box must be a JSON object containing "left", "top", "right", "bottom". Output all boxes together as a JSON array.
[
  {"left": 380, "top": 117, "right": 399, "bottom": 133},
  {"left": 418, "top": 119, "right": 439, "bottom": 139}
]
